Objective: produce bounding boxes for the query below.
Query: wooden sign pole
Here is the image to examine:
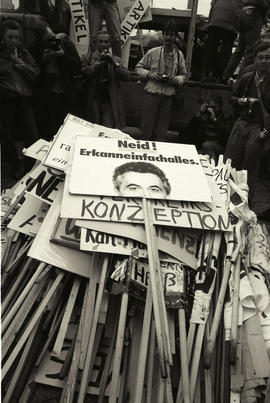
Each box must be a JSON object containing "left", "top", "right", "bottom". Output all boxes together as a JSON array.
[
  {"left": 230, "top": 254, "right": 241, "bottom": 365},
  {"left": 142, "top": 197, "right": 170, "bottom": 377},
  {"left": 134, "top": 285, "right": 153, "bottom": 403},
  {"left": 77, "top": 254, "right": 109, "bottom": 402}
]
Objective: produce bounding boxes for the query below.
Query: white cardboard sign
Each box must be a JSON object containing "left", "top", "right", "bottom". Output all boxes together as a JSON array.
[
  {"left": 120, "top": 0, "right": 151, "bottom": 46},
  {"left": 28, "top": 185, "right": 93, "bottom": 278},
  {"left": 77, "top": 220, "right": 198, "bottom": 269},
  {"left": 23, "top": 139, "right": 50, "bottom": 161},
  {"left": 69, "top": 137, "right": 212, "bottom": 202},
  {"left": 42, "top": 115, "right": 131, "bottom": 171},
  {"left": 8, "top": 194, "right": 49, "bottom": 237}
]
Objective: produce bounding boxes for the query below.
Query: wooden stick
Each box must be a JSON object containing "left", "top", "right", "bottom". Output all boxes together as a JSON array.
[
  {"left": 3, "top": 317, "right": 40, "bottom": 403},
  {"left": 146, "top": 317, "right": 156, "bottom": 403},
  {"left": 98, "top": 298, "right": 120, "bottom": 403},
  {"left": 142, "top": 198, "right": 168, "bottom": 377},
  {"left": 2, "top": 257, "right": 34, "bottom": 315},
  {"left": 52, "top": 278, "right": 81, "bottom": 357},
  {"left": 77, "top": 254, "right": 109, "bottom": 403},
  {"left": 190, "top": 324, "right": 205, "bottom": 402},
  {"left": 2, "top": 273, "right": 47, "bottom": 359},
  {"left": 79, "top": 256, "right": 100, "bottom": 369},
  {"left": 1, "top": 229, "right": 16, "bottom": 268},
  {"left": 2, "top": 238, "right": 33, "bottom": 277},
  {"left": 2, "top": 262, "right": 48, "bottom": 333},
  {"left": 230, "top": 255, "right": 241, "bottom": 365},
  {"left": 2, "top": 271, "right": 64, "bottom": 378},
  {"left": 204, "top": 321, "right": 213, "bottom": 403},
  {"left": 134, "top": 285, "right": 153, "bottom": 403},
  {"left": 204, "top": 259, "right": 233, "bottom": 369},
  {"left": 179, "top": 308, "right": 191, "bottom": 403},
  {"left": 59, "top": 281, "right": 88, "bottom": 403},
  {"left": 108, "top": 291, "right": 129, "bottom": 403}
]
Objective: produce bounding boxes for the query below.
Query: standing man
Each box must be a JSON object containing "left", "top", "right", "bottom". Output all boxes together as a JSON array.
[
  {"left": 224, "top": 37, "right": 270, "bottom": 202},
  {"left": 223, "top": 0, "right": 270, "bottom": 81},
  {"left": 135, "top": 20, "right": 186, "bottom": 142}
]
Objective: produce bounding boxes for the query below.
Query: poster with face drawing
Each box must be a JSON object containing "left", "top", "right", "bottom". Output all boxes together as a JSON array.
[{"left": 69, "top": 137, "right": 212, "bottom": 202}]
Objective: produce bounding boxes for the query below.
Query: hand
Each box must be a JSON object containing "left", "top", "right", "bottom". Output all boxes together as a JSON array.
[
  {"left": 54, "top": 47, "right": 64, "bottom": 57},
  {"left": 147, "top": 72, "right": 161, "bottom": 81},
  {"left": 93, "top": 61, "right": 106, "bottom": 72},
  {"left": 207, "top": 107, "right": 216, "bottom": 121},
  {"left": 9, "top": 50, "right": 19, "bottom": 63},
  {"left": 237, "top": 98, "right": 248, "bottom": 106},
  {"left": 200, "top": 103, "right": 208, "bottom": 113}
]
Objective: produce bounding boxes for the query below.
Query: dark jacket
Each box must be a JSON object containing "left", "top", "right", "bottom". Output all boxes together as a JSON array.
[
  {"left": 28, "top": 35, "right": 81, "bottom": 105},
  {"left": 231, "top": 69, "right": 270, "bottom": 129},
  {"left": 208, "top": 0, "right": 243, "bottom": 34},
  {"left": 81, "top": 51, "right": 129, "bottom": 129},
  {"left": 0, "top": 47, "right": 39, "bottom": 97}
]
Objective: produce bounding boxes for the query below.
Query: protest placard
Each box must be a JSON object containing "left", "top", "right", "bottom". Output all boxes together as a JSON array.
[
  {"left": 68, "top": 0, "right": 89, "bottom": 56},
  {"left": 69, "top": 137, "right": 212, "bottom": 202},
  {"left": 62, "top": 167, "right": 230, "bottom": 231},
  {"left": 77, "top": 220, "right": 198, "bottom": 268},
  {"left": 8, "top": 194, "right": 49, "bottom": 237},
  {"left": 120, "top": 0, "right": 151, "bottom": 47},
  {"left": 23, "top": 139, "right": 50, "bottom": 161},
  {"left": 25, "top": 166, "right": 64, "bottom": 205},
  {"left": 117, "top": 0, "right": 152, "bottom": 24},
  {"left": 28, "top": 185, "right": 93, "bottom": 278},
  {"left": 1, "top": 189, "right": 15, "bottom": 214},
  {"left": 50, "top": 217, "right": 179, "bottom": 262},
  {"left": 42, "top": 115, "right": 131, "bottom": 172}
]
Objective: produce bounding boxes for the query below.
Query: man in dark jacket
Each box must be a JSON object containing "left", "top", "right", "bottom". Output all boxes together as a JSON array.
[
  {"left": 224, "top": 0, "right": 270, "bottom": 80},
  {"left": 224, "top": 38, "right": 270, "bottom": 202},
  {"left": 28, "top": 22, "right": 81, "bottom": 139},
  {"left": 81, "top": 30, "right": 129, "bottom": 129}
]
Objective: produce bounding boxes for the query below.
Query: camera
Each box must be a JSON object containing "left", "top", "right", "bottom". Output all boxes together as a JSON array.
[
  {"left": 48, "top": 37, "right": 61, "bottom": 52},
  {"left": 161, "top": 73, "right": 169, "bottom": 82},
  {"left": 100, "top": 49, "right": 113, "bottom": 64}
]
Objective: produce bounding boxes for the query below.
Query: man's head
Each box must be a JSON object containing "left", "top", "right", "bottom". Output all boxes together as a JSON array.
[
  {"left": 112, "top": 161, "right": 171, "bottom": 198},
  {"left": 162, "top": 20, "right": 178, "bottom": 48},
  {"left": 254, "top": 37, "right": 270, "bottom": 76},
  {"left": 96, "top": 31, "right": 111, "bottom": 53}
]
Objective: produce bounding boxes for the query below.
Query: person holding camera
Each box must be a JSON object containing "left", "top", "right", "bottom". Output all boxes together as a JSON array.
[
  {"left": 28, "top": 22, "right": 81, "bottom": 139},
  {"left": 135, "top": 20, "right": 186, "bottom": 142},
  {"left": 225, "top": 37, "right": 270, "bottom": 203},
  {"left": 185, "top": 96, "right": 230, "bottom": 159},
  {"left": 81, "top": 30, "right": 129, "bottom": 129}
]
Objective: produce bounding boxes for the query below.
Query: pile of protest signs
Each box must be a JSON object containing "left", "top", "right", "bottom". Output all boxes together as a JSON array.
[{"left": 2, "top": 114, "right": 270, "bottom": 403}]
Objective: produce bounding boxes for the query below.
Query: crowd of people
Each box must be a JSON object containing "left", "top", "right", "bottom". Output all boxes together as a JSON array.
[{"left": 0, "top": 0, "right": 270, "bottom": 213}]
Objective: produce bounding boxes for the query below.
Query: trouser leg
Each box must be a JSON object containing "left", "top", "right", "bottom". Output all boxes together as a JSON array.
[
  {"left": 140, "top": 93, "right": 159, "bottom": 141},
  {"left": 104, "top": 1, "right": 121, "bottom": 57},
  {"left": 154, "top": 96, "right": 172, "bottom": 142}
]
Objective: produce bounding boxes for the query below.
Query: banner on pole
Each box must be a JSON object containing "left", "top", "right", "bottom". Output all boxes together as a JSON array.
[{"left": 120, "top": 0, "right": 151, "bottom": 47}]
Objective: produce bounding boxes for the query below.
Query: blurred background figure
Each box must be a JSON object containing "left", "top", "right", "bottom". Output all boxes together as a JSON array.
[
  {"left": 0, "top": 19, "right": 39, "bottom": 179},
  {"left": 81, "top": 30, "right": 129, "bottom": 129},
  {"left": 88, "top": 0, "right": 122, "bottom": 57},
  {"left": 185, "top": 95, "right": 231, "bottom": 160},
  {"left": 28, "top": 22, "right": 81, "bottom": 139},
  {"left": 201, "top": 0, "right": 242, "bottom": 82},
  {"left": 223, "top": 0, "right": 270, "bottom": 81}
]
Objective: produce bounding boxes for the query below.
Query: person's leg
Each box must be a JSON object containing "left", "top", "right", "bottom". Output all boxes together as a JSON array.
[
  {"left": 99, "top": 100, "right": 115, "bottom": 128},
  {"left": 224, "top": 119, "right": 249, "bottom": 170},
  {"left": 104, "top": 1, "right": 121, "bottom": 57},
  {"left": 154, "top": 95, "right": 172, "bottom": 142},
  {"left": 219, "top": 29, "right": 237, "bottom": 78},
  {"left": 243, "top": 124, "right": 263, "bottom": 202},
  {"left": 88, "top": 1, "right": 104, "bottom": 54},
  {"left": 237, "top": 8, "right": 264, "bottom": 78},
  {"left": 140, "top": 93, "right": 159, "bottom": 141},
  {"left": 201, "top": 26, "right": 221, "bottom": 80}
]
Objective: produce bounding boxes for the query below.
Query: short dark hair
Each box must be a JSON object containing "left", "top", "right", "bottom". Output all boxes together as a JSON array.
[
  {"left": 254, "top": 36, "right": 270, "bottom": 56},
  {"left": 32, "top": 21, "right": 50, "bottom": 41},
  {"left": 0, "top": 19, "right": 21, "bottom": 40},
  {"left": 163, "top": 20, "right": 178, "bottom": 35},
  {"left": 113, "top": 161, "right": 171, "bottom": 195}
]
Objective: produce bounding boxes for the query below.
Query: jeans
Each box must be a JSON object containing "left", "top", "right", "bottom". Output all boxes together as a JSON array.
[
  {"left": 223, "top": 8, "right": 264, "bottom": 79},
  {"left": 88, "top": 1, "right": 121, "bottom": 56},
  {"left": 203, "top": 26, "right": 236, "bottom": 77},
  {"left": 141, "top": 93, "right": 172, "bottom": 142}
]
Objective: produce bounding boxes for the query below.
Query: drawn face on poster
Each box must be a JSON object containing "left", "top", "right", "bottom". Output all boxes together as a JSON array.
[
  {"left": 69, "top": 137, "right": 212, "bottom": 202},
  {"left": 112, "top": 161, "right": 171, "bottom": 198}
]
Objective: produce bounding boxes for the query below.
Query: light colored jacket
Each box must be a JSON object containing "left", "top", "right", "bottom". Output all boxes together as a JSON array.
[{"left": 135, "top": 46, "right": 186, "bottom": 96}]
